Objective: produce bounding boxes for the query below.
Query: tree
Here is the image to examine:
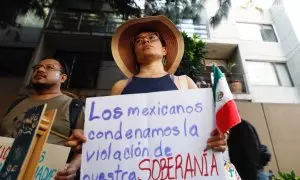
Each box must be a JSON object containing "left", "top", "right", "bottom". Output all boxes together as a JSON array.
[
  {"left": 110, "top": 0, "right": 141, "bottom": 19},
  {"left": 0, "top": 0, "right": 232, "bottom": 29},
  {"left": 175, "top": 32, "right": 207, "bottom": 81},
  {"left": 209, "top": 0, "right": 231, "bottom": 28},
  {"left": 0, "top": 0, "right": 51, "bottom": 28},
  {"left": 144, "top": 0, "right": 232, "bottom": 27}
]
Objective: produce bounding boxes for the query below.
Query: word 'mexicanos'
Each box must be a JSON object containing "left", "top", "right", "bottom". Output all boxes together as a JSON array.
[{"left": 89, "top": 101, "right": 203, "bottom": 121}]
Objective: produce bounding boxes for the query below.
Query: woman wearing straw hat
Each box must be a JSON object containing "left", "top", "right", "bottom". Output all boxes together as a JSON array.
[
  {"left": 110, "top": 15, "right": 226, "bottom": 151},
  {"left": 62, "top": 15, "right": 227, "bottom": 180},
  {"left": 110, "top": 15, "right": 198, "bottom": 94}
]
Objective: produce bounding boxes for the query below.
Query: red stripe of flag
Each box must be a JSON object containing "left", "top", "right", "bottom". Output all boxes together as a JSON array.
[{"left": 216, "top": 100, "right": 241, "bottom": 134}]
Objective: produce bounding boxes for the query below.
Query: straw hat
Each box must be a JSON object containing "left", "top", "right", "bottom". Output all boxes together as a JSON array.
[{"left": 111, "top": 15, "right": 184, "bottom": 77}]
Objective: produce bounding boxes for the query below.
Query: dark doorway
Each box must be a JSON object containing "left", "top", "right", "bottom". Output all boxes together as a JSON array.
[{"left": 54, "top": 51, "right": 101, "bottom": 89}]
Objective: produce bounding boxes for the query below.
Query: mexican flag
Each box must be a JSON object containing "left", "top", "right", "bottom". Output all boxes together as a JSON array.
[{"left": 213, "top": 65, "right": 241, "bottom": 133}]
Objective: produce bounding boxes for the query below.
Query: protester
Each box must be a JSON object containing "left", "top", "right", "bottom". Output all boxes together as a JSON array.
[
  {"left": 0, "top": 57, "right": 84, "bottom": 180},
  {"left": 227, "top": 119, "right": 271, "bottom": 180},
  {"left": 66, "top": 15, "right": 228, "bottom": 156}
]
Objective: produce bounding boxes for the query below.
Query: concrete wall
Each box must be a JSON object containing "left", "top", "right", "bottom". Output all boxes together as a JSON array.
[
  {"left": 237, "top": 101, "right": 300, "bottom": 175},
  {"left": 251, "top": 86, "right": 300, "bottom": 104},
  {"left": 270, "top": 1, "right": 300, "bottom": 57},
  {"left": 0, "top": 27, "right": 41, "bottom": 48},
  {"left": 270, "top": 1, "right": 300, "bottom": 98},
  {"left": 263, "top": 103, "right": 300, "bottom": 175},
  {"left": 236, "top": 101, "right": 279, "bottom": 174},
  {"left": 287, "top": 49, "right": 300, "bottom": 88},
  {"left": 239, "top": 42, "right": 285, "bottom": 61},
  {"left": 269, "top": 1, "right": 300, "bottom": 102},
  {"left": 232, "top": 5, "right": 286, "bottom": 61}
]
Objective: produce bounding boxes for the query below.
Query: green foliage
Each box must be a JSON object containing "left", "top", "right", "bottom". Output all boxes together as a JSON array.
[
  {"left": 209, "top": 0, "right": 231, "bottom": 28},
  {"left": 225, "top": 60, "right": 236, "bottom": 74},
  {"left": 175, "top": 32, "right": 206, "bottom": 80},
  {"left": 273, "top": 171, "right": 300, "bottom": 180},
  {"left": 0, "top": 0, "right": 50, "bottom": 28},
  {"left": 0, "top": 0, "right": 232, "bottom": 29}
]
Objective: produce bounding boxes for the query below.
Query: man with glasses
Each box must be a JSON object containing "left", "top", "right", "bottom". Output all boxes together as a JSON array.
[{"left": 0, "top": 57, "right": 84, "bottom": 180}]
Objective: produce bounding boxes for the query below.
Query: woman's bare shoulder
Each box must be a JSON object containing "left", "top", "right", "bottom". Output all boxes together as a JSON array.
[
  {"left": 174, "top": 75, "right": 198, "bottom": 89},
  {"left": 111, "top": 79, "right": 129, "bottom": 95}
]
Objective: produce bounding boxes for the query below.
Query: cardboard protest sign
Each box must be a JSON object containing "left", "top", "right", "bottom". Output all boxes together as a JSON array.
[
  {"left": 0, "top": 104, "right": 46, "bottom": 179},
  {"left": 81, "top": 89, "right": 226, "bottom": 180},
  {"left": 0, "top": 137, "right": 70, "bottom": 180}
]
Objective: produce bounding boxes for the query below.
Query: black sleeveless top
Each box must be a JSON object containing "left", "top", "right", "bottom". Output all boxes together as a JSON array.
[{"left": 121, "top": 74, "right": 178, "bottom": 95}]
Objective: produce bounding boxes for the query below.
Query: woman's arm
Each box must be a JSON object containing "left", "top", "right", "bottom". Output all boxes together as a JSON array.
[
  {"left": 174, "top": 75, "right": 198, "bottom": 89},
  {"left": 185, "top": 75, "right": 198, "bottom": 89},
  {"left": 111, "top": 79, "right": 128, "bottom": 95}
]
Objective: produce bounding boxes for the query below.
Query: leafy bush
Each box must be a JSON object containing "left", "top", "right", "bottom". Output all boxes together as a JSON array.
[
  {"left": 175, "top": 32, "right": 206, "bottom": 81},
  {"left": 272, "top": 171, "right": 300, "bottom": 180}
]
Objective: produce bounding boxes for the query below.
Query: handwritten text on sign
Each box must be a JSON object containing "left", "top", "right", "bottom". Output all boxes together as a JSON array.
[
  {"left": 81, "top": 89, "right": 225, "bottom": 180},
  {"left": 0, "top": 137, "right": 70, "bottom": 180}
]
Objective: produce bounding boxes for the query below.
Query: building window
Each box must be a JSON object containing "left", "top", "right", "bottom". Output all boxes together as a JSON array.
[
  {"left": 246, "top": 61, "right": 292, "bottom": 87},
  {"left": 274, "top": 63, "right": 293, "bottom": 86},
  {"left": 0, "top": 47, "right": 33, "bottom": 77},
  {"left": 176, "top": 10, "right": 209, "bottom": 39},
  {"left": 237, "top": 23, "right": 278, "bottom": 42}
]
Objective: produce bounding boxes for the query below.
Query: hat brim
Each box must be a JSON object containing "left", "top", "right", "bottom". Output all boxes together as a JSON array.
[{"left": 111, "top": 15, "right": 184, "bottom": 77}]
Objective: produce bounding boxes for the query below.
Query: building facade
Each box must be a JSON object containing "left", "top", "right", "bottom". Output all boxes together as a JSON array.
[
  {"left": 0, "top": 0, "right": 300, "bottom": 175},
  {"left": 2, "top": 0, "right": 298, "bottom": 103}
]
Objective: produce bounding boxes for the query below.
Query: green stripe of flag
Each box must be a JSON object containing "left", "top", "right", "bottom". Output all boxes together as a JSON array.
[{"left": 213, "top": 64, "right": 224, "bottom": 103}]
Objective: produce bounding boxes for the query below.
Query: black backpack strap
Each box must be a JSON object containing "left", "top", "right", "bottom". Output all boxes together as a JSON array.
[
  {"left": 4, "top": 96, "right": 28, "bottom": 116},
  {"left": 69, "top": 99, "right": 84, "bottom": 134},
  {"left": 67, "top": 98, "right": 84, "bottom": 172}
]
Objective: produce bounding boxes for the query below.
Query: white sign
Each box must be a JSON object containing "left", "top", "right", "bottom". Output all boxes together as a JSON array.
[
  {"left": 0, "top": 137, "right": 70, "bottom": 180},
  {"left": 81, "top": 89, "right": 225, "bottom": 180}
]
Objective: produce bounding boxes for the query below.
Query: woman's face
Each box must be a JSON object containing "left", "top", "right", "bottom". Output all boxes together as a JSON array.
[{"left": 133, "top": 32, "right": 167, "bottom": 64}]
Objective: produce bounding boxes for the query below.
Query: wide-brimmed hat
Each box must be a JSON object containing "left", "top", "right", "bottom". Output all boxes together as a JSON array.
[{"left": 111, "top": 15, "right": 184, "bottom": 77}]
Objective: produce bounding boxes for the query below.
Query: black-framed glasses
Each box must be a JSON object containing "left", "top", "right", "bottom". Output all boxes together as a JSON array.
[
  {"left": 32, "top": 64, "right": 63, "bottom": 72},
  {"left": 132, "top": 32, "right": 160, "bottom": 46}
]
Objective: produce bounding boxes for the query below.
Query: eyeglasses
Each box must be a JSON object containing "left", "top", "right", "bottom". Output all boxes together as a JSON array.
[
  {"left": 32, "top": 64, "right": 62, "bottom": 72},
  {"left": 133, "top": 32, "right": 160, "bottom": 46}
]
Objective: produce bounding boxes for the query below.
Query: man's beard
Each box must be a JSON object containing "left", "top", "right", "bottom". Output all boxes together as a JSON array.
[{"left": 31, "top": 82, "right": 53, "bottom": 91}]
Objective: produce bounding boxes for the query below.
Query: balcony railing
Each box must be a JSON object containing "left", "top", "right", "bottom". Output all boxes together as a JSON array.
[
  {"left": 176, "top": 19, "right": 209, "bottom": 39},
  {"left": 46, "top": 11, "right": 122, "bottom": 34},
  {"left": 195, "top": 72, "right": 249, "bottom": 94},
  {"left": 46, "top": 11, "right": 209, "bottom": 38}
]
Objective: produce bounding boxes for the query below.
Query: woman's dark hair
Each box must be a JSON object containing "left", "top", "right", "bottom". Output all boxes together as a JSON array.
[
  {"left": 260, "top": 144, "right": 271, "bottom": 166},
  {"left": 40, "top": 57, "right": 70, "bottom": 76},
  {"left": 40, "top": 57, "right": 70, "bottom": 89}
]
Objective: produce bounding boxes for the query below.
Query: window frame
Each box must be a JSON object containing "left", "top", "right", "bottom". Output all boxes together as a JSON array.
[
  {"left": 272, "top": 63, "right": 294, "bottom": 87},
  {"left": 246, "top": 60, "right": 293, "bottom": 87},
  {"left": 237, "top": 22, "right": 280, "bottom": 43}
]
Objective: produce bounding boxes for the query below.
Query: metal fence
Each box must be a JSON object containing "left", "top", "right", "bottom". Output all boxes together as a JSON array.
[
  {"left": 195, "top": 72, "right": 249, "bottom": 94},
  {"left": 46, "top": 11, "right": 209, "bottom": 38},
  {"left": 46, "top": 11, "right": 122, "bottom": 33}
]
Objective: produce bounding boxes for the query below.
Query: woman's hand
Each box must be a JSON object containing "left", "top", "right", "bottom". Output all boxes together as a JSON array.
[
  {"left": 207, "top": 129, "right": 228, "bottom": 152},
  {"left": 65, "top": 129, "right": 86, "bottom": 152}
]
